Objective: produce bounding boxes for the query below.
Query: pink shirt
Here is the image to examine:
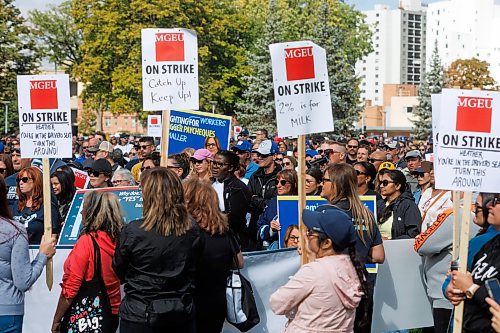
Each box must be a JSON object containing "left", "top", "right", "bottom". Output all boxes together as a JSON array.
[{"left": 270, "top": 255, "right": 362, "bottom": 333}]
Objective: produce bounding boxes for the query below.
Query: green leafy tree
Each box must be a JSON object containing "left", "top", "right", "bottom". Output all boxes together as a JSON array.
[
  {"left": 443, "top": 58, "right": 496, "bottom": 89},
  {"left": 0, "top": 0, "right": 42, "bottom": 134},
  {"left": 412, "top": 41, "right": 443, "bottom": 140}
]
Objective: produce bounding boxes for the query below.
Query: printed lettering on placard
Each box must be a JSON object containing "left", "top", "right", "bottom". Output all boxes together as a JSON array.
[
  {"left": 456, "top": 96, "right": 492, "bottom": 133},
  {"left": 285, "top": 47, "right": 315, "bottom": 81},
  {"left": 30, "top": 80, "right": 58, "bottom": 109},
  {"left": 155, "top": 33, "right": 185, "bottom": 61}
]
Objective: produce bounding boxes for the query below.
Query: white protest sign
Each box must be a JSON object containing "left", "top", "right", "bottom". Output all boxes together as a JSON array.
[
  {"left": 434, "top": 88, "right": 500, "bottom": 192},
  {"left": 141, "top": 28, "right": 199, "bottom": 111},
  {"left": 17, "top": 75, "right": 72, "bottom": 158},
  {"left": 147, "top": 115, "right": 162, "bottom": 137},
  {"left": 269, "top": 41, "right": 334, "bottom": 137},
  {"left": 431, "top": 93, "right": 441, "bottom": 156}
]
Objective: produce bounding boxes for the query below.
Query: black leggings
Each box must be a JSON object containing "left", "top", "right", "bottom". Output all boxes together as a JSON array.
[{"left": 433, "top": 308, "right": 452, "bottom": 333}]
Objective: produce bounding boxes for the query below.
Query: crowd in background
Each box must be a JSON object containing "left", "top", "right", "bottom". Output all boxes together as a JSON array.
[{"left": 0, "top": 128, "right": 499, "bottom": 333}]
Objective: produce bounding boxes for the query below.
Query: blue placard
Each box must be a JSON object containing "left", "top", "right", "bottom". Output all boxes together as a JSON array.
[
  {"left": 58, "top": 186, "right": 143, "bottom": 247},
  {"left": 277, "top": 195, "right": 377, "bottom": 249},
  {"left": 168, "top": 109, "right": 232, "bottom": 154}
]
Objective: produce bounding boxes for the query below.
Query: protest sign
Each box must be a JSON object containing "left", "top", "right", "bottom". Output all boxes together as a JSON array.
[
  {"left": 276, "top": 195, "right": 377, "bottom": 248},
  {"left": 269, "top": 41, "right": 334, "bottom": 137},
  {"left": 58, "top": 187, "right": 143, "bottom": 247},
  {"left": 71, "top": 167, "right": 89, "bottom": 189},
  {"left": 147, "top": 114, "right": 162, "bottom": 137},
  {"left": 17, "top": 75, "right": 72, "bottom": 158},
  {"left": 168, "top": 109, "right": 231, "bottom": 154},
  {"left": 434, "top": 89, "right": 500, "bottom": 192},
  {"left": 141, "top": 28, "right": 199, "bottom": 111}
]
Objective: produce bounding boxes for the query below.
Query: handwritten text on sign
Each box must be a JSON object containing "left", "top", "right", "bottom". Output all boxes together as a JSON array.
[
  {"left": 141, "top": 28, "right": 199, "bottom": 111},
  {"left": 434, "top": 89, "right": 500, "bottom": 192},
  {"left": 270, "top": 41, "right": 334, "bottom": 137},
  {"left": 17, "top": 75, "right": 72, "bottom": 159}
]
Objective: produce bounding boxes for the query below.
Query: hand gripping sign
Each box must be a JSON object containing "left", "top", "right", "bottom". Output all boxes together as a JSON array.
[
  {"left": 141, "top": 28, "right": 199, "bottom": 111},
  {"left": 269, "top": 41, "right": 334, "bottom": 137}
]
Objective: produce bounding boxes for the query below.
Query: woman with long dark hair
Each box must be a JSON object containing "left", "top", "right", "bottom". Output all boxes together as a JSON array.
[
  {"left": 305, "top": 168, "right": 322, "bottom": 195},
  {"left": 0, "top": 177, "right": 56, "bottom": 333},
  {"left": 183, "top": 178, "right": 244, "bottom": 333},
  {"left": 353, "top": 162, "right": 384, "bottom": 219},
  {"left": 378, "top": 169, "right": 422, "bottom": 239},
  {"left": 0, "top": 154, "right": 14, "bottom": 179},
  {"left": 13, "top": 167, "right": 61, "bottom": 244},
  {"left": 51, "top": 191, "right": 124, "bottom": 333},
  {"left": 270, "top": 209, "right": 365, "bottom": 332},
  {"left": 113, "top": 168, "right": 202, "bottom": 333},
  {"left": 50, "top": 170, "right": 76, "bottom": 222}
]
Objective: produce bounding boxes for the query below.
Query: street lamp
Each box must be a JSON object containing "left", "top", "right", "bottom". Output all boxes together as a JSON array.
[
  {"left": 209, "top": 101, "right": 217, "bottom": 114},
  {"left": 0, "top": 101, "right": 9, "bottom": 135}
]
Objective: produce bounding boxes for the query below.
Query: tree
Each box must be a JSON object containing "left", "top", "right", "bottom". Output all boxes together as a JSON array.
[
  {"left": 0, "top": 0, "right": 42, "bottom": 133},
  {"left": 29, "top": 1, "right": 82, "bottom": 76},
  {"left": 443, "top": 58, "right": 496, "bottom": 89},
  {"left": 412, "top": 41, "right": 443, "bottom": 140}
]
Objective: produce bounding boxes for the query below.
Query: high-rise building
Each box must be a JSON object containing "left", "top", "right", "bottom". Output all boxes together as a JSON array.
[
  {"left": 426, "top": 0, "right": 500, "bottom": 83},
  {"left": 356, "top": 0, "right": 427, "bottom": 105}
]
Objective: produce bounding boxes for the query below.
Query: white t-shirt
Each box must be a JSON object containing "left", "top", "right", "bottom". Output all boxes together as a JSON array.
[{"left": 212, "top": 180, "right": 226, "bottom": 212}]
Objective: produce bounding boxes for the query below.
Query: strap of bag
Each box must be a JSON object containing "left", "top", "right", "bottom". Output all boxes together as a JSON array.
[
  {"left": 421, "top": 190, "right": 448, "bottom": 222},
  {"left": 227, "top": 230, "right": 241, "bottom": 274},
  {"left": 89, "top": 233, "right": 104, "bottom": 283}
]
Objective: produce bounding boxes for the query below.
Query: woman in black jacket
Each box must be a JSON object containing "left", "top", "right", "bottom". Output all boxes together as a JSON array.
[
  {"left": 113, "top": 167, "right": 203, "bottom": 333},
  {"left": 378, "top": 169, "right": 422, "bottom": 239}
]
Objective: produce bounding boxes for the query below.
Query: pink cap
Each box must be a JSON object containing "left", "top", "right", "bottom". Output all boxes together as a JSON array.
[{"left": 191, "top": 148, "right": 214, "bottom": 161}]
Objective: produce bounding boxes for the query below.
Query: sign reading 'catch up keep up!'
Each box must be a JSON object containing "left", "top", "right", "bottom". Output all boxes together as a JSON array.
[
  {"left": 269, "top": 41, "right": 334, "bottom": 137},
  {"left": 434, "top": 88, "right": 500, "bottom": 192},
  {"left": 17, "top": 75, "right": 72, "bottom": 158},
  {"left": 141, "top": 28, "right": 199, "bottom": 111}
]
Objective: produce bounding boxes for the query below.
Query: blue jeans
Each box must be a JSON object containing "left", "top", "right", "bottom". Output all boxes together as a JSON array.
[{"left": 0, "top": 315, "right": 23, "bottom": 333}]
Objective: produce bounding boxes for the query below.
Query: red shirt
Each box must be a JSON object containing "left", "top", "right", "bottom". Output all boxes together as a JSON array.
[{"left": 61, "top": 231, "right": 121, "bottom": 314}]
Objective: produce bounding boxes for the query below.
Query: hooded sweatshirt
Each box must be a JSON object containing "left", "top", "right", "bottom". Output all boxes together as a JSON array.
[
  {"left": 270, "top": 255, "right": 362, "bottom": 333},
  {"left": 61, "top": 231, "right": 121, "bottom": 314}
]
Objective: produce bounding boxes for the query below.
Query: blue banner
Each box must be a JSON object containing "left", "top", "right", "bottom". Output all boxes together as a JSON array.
[
  {"left": 276, "top": 195, "right": 377, "bottom": 249},
  {"left": 58, "top": 186, "right": 143, "bottom": 247},
  {"left": 168, "top": 109, "right": 232, "bottom": 154}
]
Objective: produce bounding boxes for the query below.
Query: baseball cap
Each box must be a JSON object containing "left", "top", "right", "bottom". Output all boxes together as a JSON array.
[
  {"left": 302, "top": 208, "right": 357, "bottom": 251},
  {"left": 88, "top": 159, "right": 112, "bottom": 175},
  {"left": 232, "top": 140, "right": 252, "bottom": 152},
  {"left": 98, "top": 141, "right": 114, "bottom": 153},
  {"left": 240, "top": 128, "right": 249, "bottom": 136},
  {"left": 413, "top": 161, "right": 433, "bottom": 174},
  {"left": 405, "top": 150, "right": 421, "bottom": 159},
  {"left": 253, "top": 139, "right": 279, "bottom": 155},
  {"left": 387, "top": 142, "right": 398, "bottom": 149},
  {"left": 87, "top": 144, "right": 100, "bottom": 153},
  {"left": 191, "top": 148, "right": 214, "bottom": 161},
  {"left": 111, "top": 148, "right": 123, "bottom": 162},
  {"left": 305, "top": 150, "right": 319, "bottom": 157},
  {"left": 378, "top": 161, "right": 396, "bottom": 172}
]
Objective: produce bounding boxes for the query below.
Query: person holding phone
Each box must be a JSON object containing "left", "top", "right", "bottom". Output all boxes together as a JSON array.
[{"left": 486, "top": 296, "right": 500, "bottom": 333}]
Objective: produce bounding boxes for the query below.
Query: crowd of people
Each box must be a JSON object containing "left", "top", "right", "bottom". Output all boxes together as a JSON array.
[{"left": 0, "top": 129, "right": 499, "bottom": 333}]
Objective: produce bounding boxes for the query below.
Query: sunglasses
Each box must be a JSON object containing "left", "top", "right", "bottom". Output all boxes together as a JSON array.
[
  {"left": 369, "top": 158, "right": 384, "bottom": 163},
  {"left": 275, "top": 179, "right": 289, "bottom": 186},
  {"left": 191, "top": 159, "right": 205, "bottom": 165},
  {"left": 275, "top": 158, "right": 283, "bottom": 162},
  {"left": 379, "top": 180, "right": 396, "bottom": 187},
  {"left": 212, "top": 161, "right": 230, "bottom": 168},
  {"left": 0, "top": 168, "right": 6, "bottom": 174},
  {"left": 347, "top": 145, "right": 359, "bottom": 149},
  {"left": 490, "top": 196, "right": 500, "bottom": 208},
  {"left": 283, "top": 161, "right": 292, "bottom": 166},
  {"left": 412, "top": 172, "right": 425, "bottom": 178},
  {"left": 16, "top": 177, "right": 33, "bottom": 184},
  {"left": 87, "top": 170, "right": 105, "bottom": 177},
  {"left": 256, "top": 152, "right": 272, "bottom": 159},
  {"left": 11, "top": 149, "right": 21, "bottom": 154},
  {"left": 139, "top": 144, "right": 152, "bottom": 150},
  {"left": 355, "top": 170, "right": 367, "bottom": 176},
  {"left": 140, "top": 166, "right": 152, "bottom": 172}
]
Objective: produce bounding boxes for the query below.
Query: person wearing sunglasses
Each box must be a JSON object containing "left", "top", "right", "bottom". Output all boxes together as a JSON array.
[
  {"left": 326, "top": 141, "right": 347, "bottom": 165},
  {"left": 140, "top": 152, "right": 161, "bottom": 174},
  {"left": 211, "top": 150, "right": 252, "bottom": 248},
  {"left": 257, "top": 169, "right": 298, "bottom": 250},
  {"left": 231, "top": 140, "right": 258, "bottom": 180},
  {"left": 12, "top": 167, "right": 61, "bottom": 244},
  {"left": 270, "top": 208, "right": 367, "bottom": 333},
  {"left": 353, "top": 162, "right": 385, "bottom": 219},
  {"left": 86, "top": 159, "right": 113, "bottom": 189},
  {"left": 282, "top": 155, "right": 297, "bottom": 171},
  {"left": 124, "top": 137, "right": 155, "bottom": 172},
  {"left": 247, "top": 139, "right": 280, "bottom": 250},
  {"left": 368, "top": 150, "right": 389, "bottom": 171},
  {"left": 378, "top": 169, "right": 421, "bottom": 240},
  {"left": 0, "top": 154, "right": 14, "bottom": 179},
  {"left": 346, "top": 138, "right": 359, "bottom": 165},
  {"left": 189, "top": 148, "right": 213, "bottom": 181}
]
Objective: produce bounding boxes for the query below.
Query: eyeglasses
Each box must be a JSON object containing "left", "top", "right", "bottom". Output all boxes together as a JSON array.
[
  {"left": 191, "top": 159, "right": 205, "bottom": 165},
  {"left": 0, "top": 168, "right": 6, "bottom": 174},
  {"left": 275, "top": 158, "right": 283, "bottom": 162},
  {"left": 140, "top": 166, "right": 152, "bottom": 172},
  {"left": 212, "top": 161, "right": 230, "bottom": 168},
  {"left": 322, "top": 177, "right": 331, "bottom": 183},
  {"left": 87, "top": 170, "right": 105, "bottom": 177},
  {"left": 256, "top": 152, "right": 272, "bottom": 159},
  {"left": 288, "top": 235, "right": 299, "bottom": 242},
  {"left": 206, "top": 143, "right": 217, "bottom": 147},
  {"left": 413, "top": 172, "right": 425, "bottom": 178},
  {"left": 369, "top": 158, "right": 384, "bottom": 163},
  {"left": 347, "top": 145, "right": 359, "bottom": 149},
  {"left": 275, "top": 179, "right": 289, "bottom": 186},
  {"left": 82, "top": 146, "right": 89, "bottom": 149},
  {"left": 355, "top": 170, "right": 367, "bottom": 176},
  {"left": 112, "top": 179, "right": 128, "bottom": 185},
  {"left": 167, "top": 165, "right": 181, "bottom": 169},
  {"left": 139, "top": 144, "right": 152, "bottom": 150},
  {"left": 379, "top": 180, "right": 396, "bottom": 187},
  {"left": 306, "top": 230, "right": 323, "bottom": 238},
  {"left": 16, "top": 177, "right": 33, "bottom": 184}
]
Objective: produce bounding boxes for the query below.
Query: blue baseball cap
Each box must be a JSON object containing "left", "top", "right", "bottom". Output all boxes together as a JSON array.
[
  {"left": 0, "top": 142, "right": 4, "bottom": 153},
  {"left": 305, "top": 149, "right": 319, "bottom": 157},
  {"left": 232, "top": 140, "right": 252, "bottom": 152},
  {"left": 302, "top": 208, "right": 357, "bottom": 251},
  {"left": 253, "top": 139, "right": 279, "bottom": 155}
]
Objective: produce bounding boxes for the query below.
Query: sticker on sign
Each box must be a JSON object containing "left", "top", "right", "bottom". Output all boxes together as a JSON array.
[
  {"left": 17, "top": 75, "right": 72, "bottom": 159},
  {"left": 434, "top": 88, "right": 500, "bottom": 192},
  {"left": 147, "top": 115, "right": 162, "bottom": 137},
  {"left": 269, "top": 41, "right": 334, "bottom": 137}
]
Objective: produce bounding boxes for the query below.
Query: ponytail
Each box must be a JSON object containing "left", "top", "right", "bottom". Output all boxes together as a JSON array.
[{"left": 348, "top": 246, "right": 370, "bottom": 328}]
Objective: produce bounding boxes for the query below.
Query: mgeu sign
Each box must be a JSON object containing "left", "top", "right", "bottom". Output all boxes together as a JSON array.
[
  {"left": 269, "top": 41, "right": 334, "bottom": 137},
  {"left": 17, "top": 75, "right": 72, "bottom": 159}
]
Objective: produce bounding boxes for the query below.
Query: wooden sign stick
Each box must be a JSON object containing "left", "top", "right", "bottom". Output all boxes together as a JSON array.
[
  {"left": 451, "top": 190, "right": 461, "bottom": 259},
  {"left": 297, "top": 135, "right": 308, "bottom": 265},
  {"left": 160, "top": 110, "right": 171, "bottom": 167},
  {"left": 452, "top": 191, "right": 472, "bottom": 333},
  {"left": 42, "top": 158, "right": 53, "bottom": 291}
]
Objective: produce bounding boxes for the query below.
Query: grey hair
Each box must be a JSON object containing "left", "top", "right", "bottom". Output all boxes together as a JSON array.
[{"left": 112, "top": 168, "right": 136, "bottom": 186}]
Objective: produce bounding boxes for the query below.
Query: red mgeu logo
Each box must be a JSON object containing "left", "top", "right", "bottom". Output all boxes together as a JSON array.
[
  {"left": 155, "top": 33, "right": 185, "bottom": 62},
  {"left": 151, "top": 117, "right": 159, "bottom": 125},
  {"left": 30, "top": 80, "right": 58, "bottom": 110},
  {"left": 456, "top": 96, "right": 492, "bottom": 133},
  {"left": 284, "top": 47, "right": 315, "bottom": 81}
]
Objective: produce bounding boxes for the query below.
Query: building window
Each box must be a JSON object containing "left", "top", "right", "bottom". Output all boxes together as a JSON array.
[
  {"left": 407, "top": 107, "right": 414, "bottom": 113},
  {"left": 374, "top": 97, "right": 379, "bottom": 101},
  {"left": 124, "top": 117, "right": 128, "bottom": 127},
  {"left": 375, "top": 82, "right": 379, "bottom": 86},
  {"left": 132, "top": 118, "right": 136, "bottom": 128},
  {"left": 70, "top": 82, "right": 78, "bottom": 97},
  {"left": 376, "top": 13, "right": 379, "bottom": 17},
  {"left": 414, "top": 75, "right": 420, "bottom": 81},
  {"left": 105, "top": 117, "right": 111, "bottom": 127},
  {"left": 407, "top": 75, "right": 413, "bottom": 81},
  {"left": 375, "top": 89, "right": 379, "bottom": 93},
  {"left": 375, "top": 74, "right": 379, "bottom": 78}
]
